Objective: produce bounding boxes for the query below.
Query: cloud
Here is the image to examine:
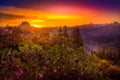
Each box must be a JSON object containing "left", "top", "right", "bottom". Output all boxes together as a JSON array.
[
  {"left": 0, "top": 13, "right": 25, "bottom": 19},
  {"left": 0, "top": 13, "right": 40, "bottom": 20},
  {"left": 0, "top": 5, "right": 119, "bottom": 27},
  {"left": 1, "top": 0, "right": 120, "bottom": 11},
  {"left": 0, "top": 6, "right": 46, "bottom": 26},
  {"left": 0, "top": 6, "right": 46, "bottom": 17}
]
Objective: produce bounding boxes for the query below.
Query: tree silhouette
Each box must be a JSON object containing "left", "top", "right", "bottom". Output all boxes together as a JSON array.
[
  {"left": 63, "top": 26, "right": 69, "bottom": 37},
  {"left": 58, "top": 26, "right": 62, "bottom": 36},
  {"left": 0, "top": 27, "right": 23, "bottom": 49},
  {"left": 71, "top": 27, "right": 84, "bottom": 48}
]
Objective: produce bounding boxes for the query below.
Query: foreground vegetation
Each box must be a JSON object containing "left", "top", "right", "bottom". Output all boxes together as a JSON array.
[{"left": 0, "top": 26, "right": 120, "bottom": 80}]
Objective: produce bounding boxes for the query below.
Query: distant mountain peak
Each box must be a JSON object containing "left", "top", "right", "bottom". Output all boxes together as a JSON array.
[
  {"left": 108, "top": 21, "right": 120, "bottom": 27},
  {"left": 17, "top": 21, "right": 33, "bottom": 31},
  {"left": 21, "top": 21, "right": 30, "bottom": 26},
  {"left": 113, "top": 21, "right": 120, "bottom": 25}
]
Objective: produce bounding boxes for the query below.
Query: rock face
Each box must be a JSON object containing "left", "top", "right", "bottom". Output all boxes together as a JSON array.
[
  {"left": 17, "top": 21, "right": 32, "bottom": 31},
  {"left": 17, "top": 21, "right": 35, "bottom": 38}
]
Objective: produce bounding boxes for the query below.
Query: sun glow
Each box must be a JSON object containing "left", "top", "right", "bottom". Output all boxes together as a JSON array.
[
  {"left": 0, "top": 6, "right": 120, "bottom": 27},
  {"left": 32, "top": 24, "right": 41, "bottom": 28}
]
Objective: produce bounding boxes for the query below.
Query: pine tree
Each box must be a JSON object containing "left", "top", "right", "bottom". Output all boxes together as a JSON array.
[
  {"left": 71, "top": 27, "right": 84, "bottom": 48},
  {"left": 63, "top": 26, "right": 69, "bottom": 37},
  {"left": 58, "top": 26, "right": 62, "bottom": 36}
]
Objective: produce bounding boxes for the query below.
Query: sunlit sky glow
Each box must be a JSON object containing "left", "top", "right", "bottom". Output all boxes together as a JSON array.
[{"left": 0, "top": 0, "right": 120, "bottom": 27}]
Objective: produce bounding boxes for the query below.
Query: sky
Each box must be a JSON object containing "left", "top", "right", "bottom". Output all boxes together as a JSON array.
[{"left": 0, "top": 0, "right": 120, "bottom": 27}]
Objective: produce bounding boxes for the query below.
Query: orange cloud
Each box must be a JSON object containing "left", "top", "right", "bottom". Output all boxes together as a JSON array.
[{"left": 0, "top": 6, "right": 120, "bottom": 27}]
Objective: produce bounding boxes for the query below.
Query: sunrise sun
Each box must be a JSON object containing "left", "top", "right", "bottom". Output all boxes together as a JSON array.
[{"left": 33, "top": 24, "right": 41, "bottom": 28}]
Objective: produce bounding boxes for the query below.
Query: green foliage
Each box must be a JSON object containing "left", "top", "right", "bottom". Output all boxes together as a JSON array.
[
  {"left": 96, "top": 49, "right": 120, "bottom": 66},
  {"left": 1, "top": 42, "right": 120, "bottom": 80},
  {"left": 51, "top": 34, "right": 73, "bottom": 47},
  {"left": 0, "top": 26, "right": 120, "bottom": 80},
  {"left": 0, "top": 27, "right": 23, "bottom": 49}
]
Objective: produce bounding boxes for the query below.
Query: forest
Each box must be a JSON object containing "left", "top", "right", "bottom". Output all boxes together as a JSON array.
[{"left": 0, "top": 25, "right": 120, "bottom": 80}]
